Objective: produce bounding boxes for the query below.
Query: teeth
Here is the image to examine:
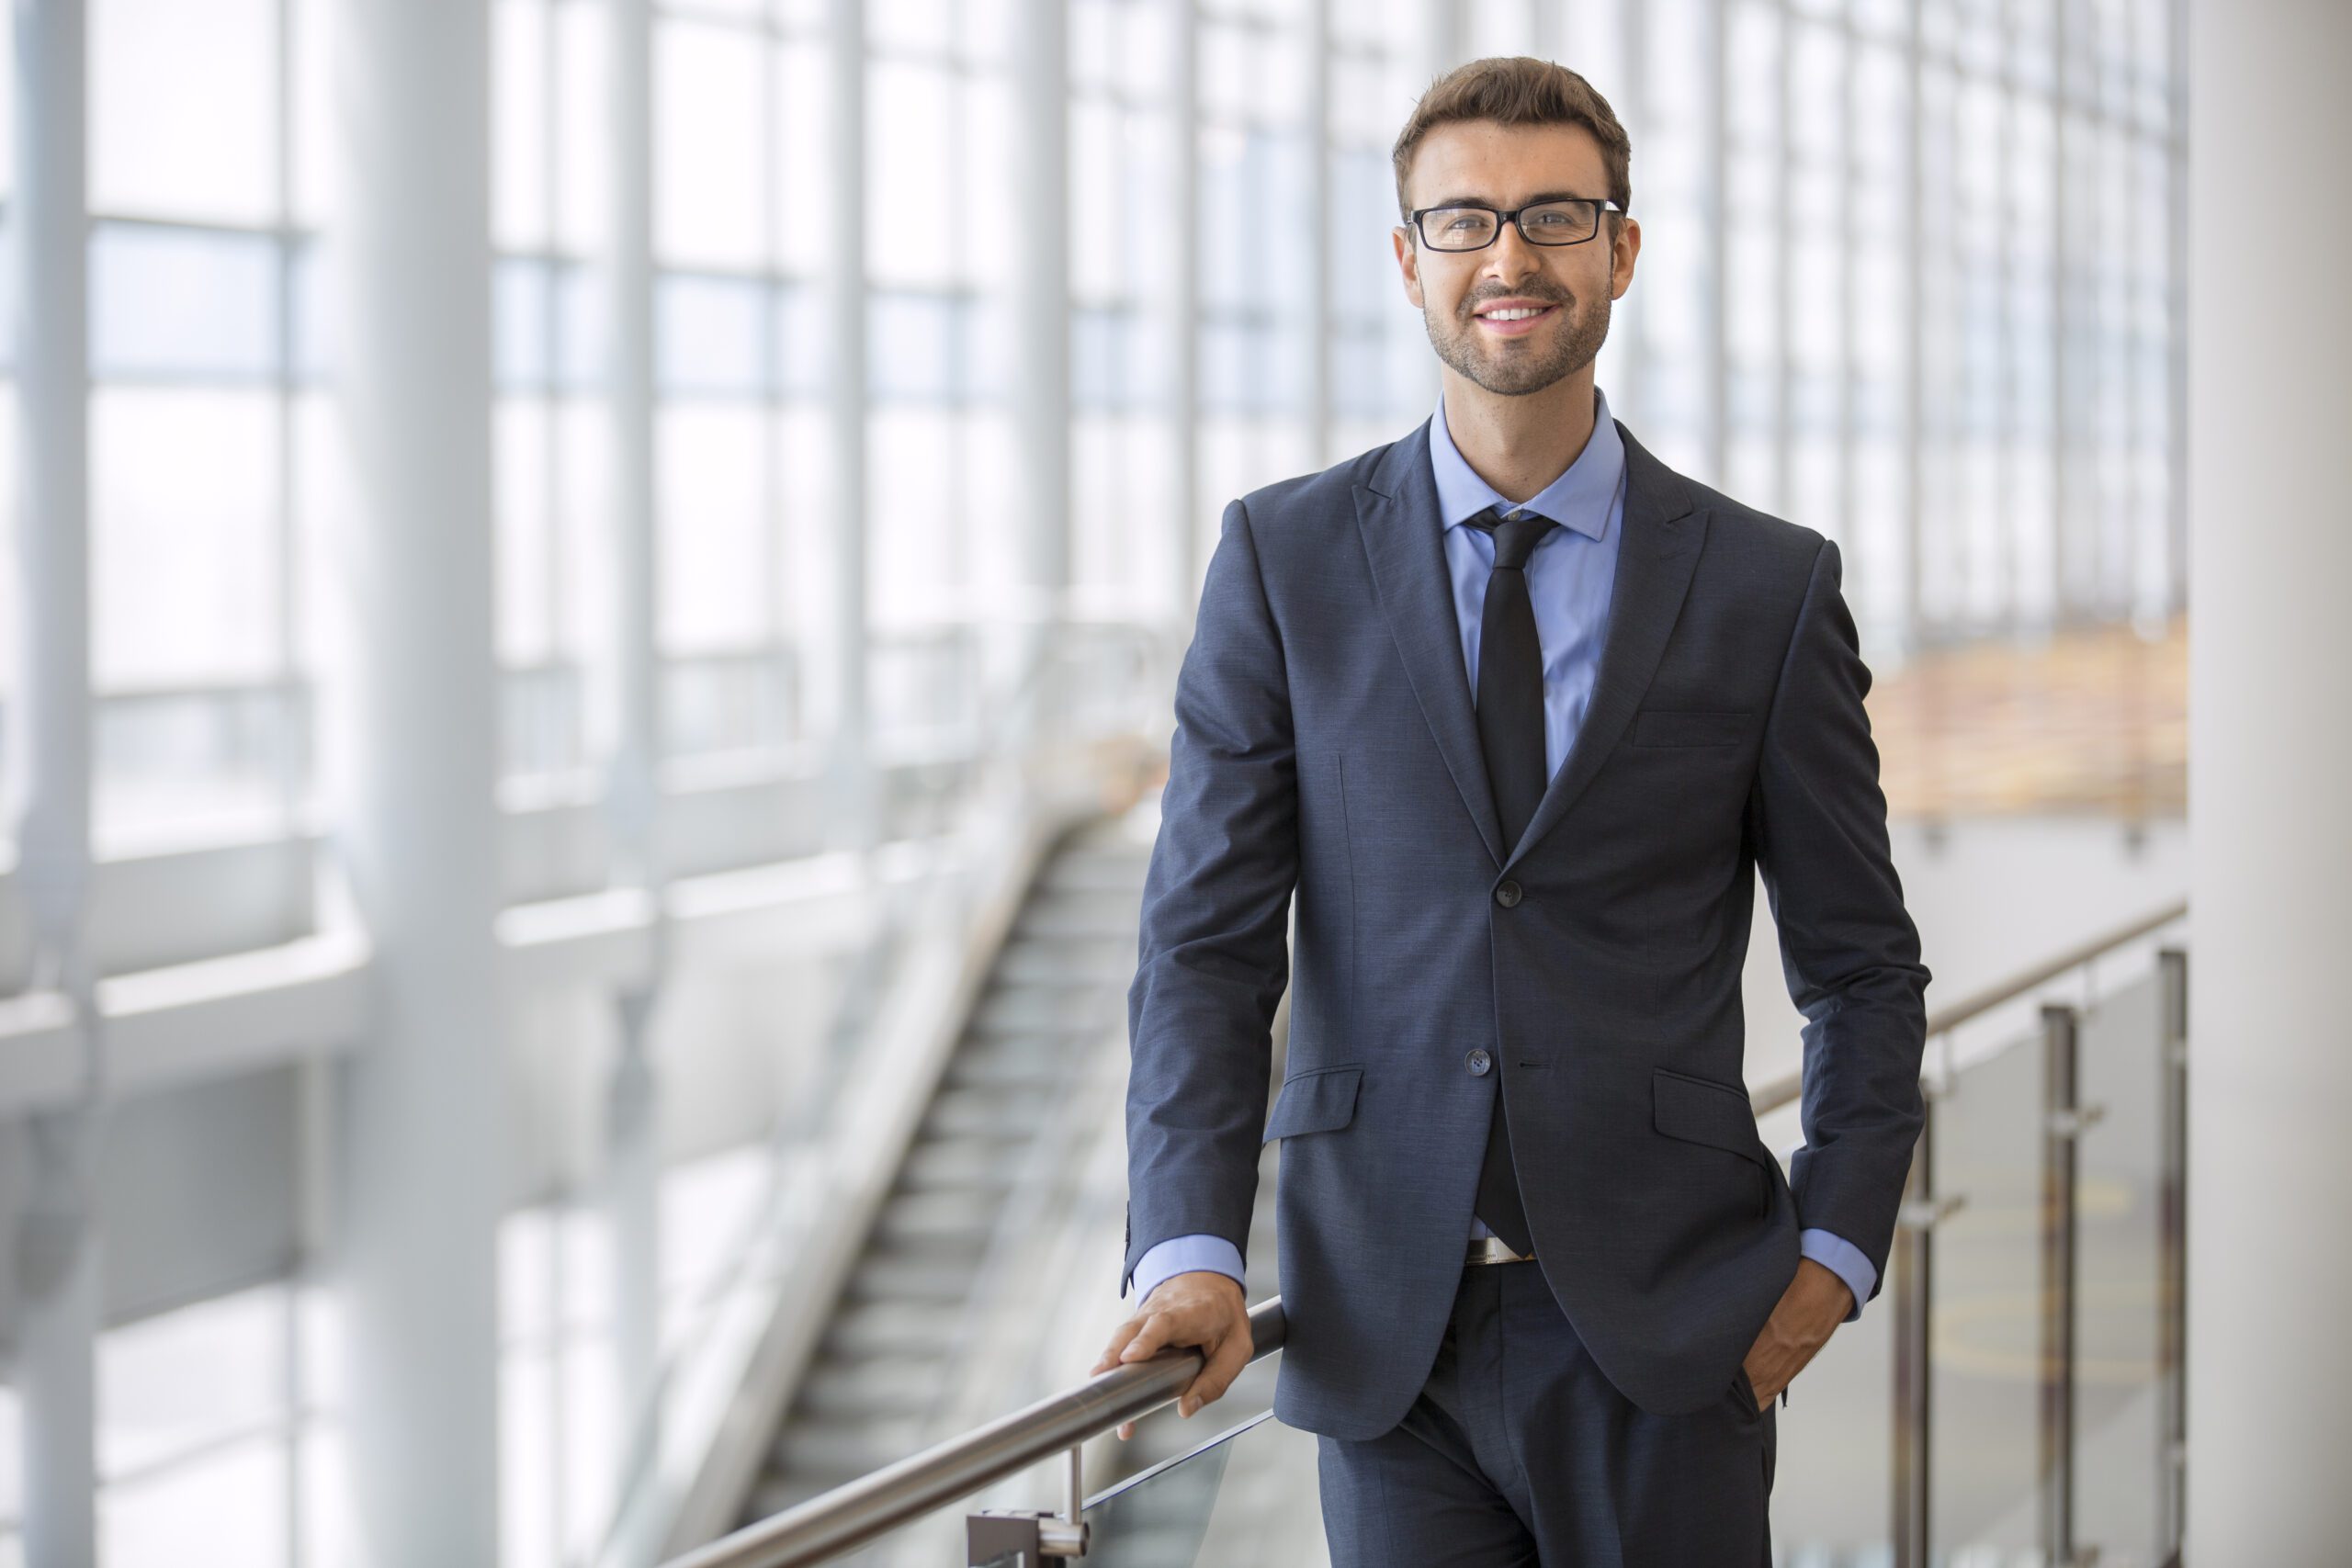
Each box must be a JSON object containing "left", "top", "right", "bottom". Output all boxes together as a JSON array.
[{"left": 1484, "top": 307, "right": 1547, "bottom": 321}]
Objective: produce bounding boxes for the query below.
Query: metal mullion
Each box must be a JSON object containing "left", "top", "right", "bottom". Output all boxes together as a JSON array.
[
  {"left": 1772, "top": 0, "right": 1792, "bottom": 516},
  {"left": 1704, "top": 0, "right": 1727, "bottom": 487},
  {"left": 272, "top": 0, "right": 302, "bottom": 859},
  {"left": 2052, "top": 0, "right": 2074, "bottom": 627},
  {"left": 2127, "top": 0, "right": 2154, "bottom": 627},
  {"left": 1617, "top": 0, "right": 1646, "bottom": 425},
  {"left": 542, "top": 1, "right": 569, "bottom": 773},
  {"left": 1903, "top": 0, "right": 1923, "bottom": 656},
  {"left": 1171, "top": 0, "right": 1202, "bottom": 631},
  {"left": 760, "top": 6, "right": 786, "bottom": 738},
  {"left": 1993, "top": 0, "right": 2017, "bottom": 641},
  {"left": 1307, "top": 0, "right": 1329, "bottom": 467},
  {"left": 1838, "top": 0, "right": 1857, "bottom": 567},
  {"left": 1939, "top": 17, "right": 1960, "bottom": 641},
  {"left": 2160, "top": 0, "right": 2184, "bottom": 620}
]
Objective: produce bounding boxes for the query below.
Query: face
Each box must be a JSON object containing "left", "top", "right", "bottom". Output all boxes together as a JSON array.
[{"left": 1393, "top": 118, "right": 1641, "bottom": 397}]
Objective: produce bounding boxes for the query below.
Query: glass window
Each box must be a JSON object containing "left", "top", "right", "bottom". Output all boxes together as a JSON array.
[
  {"left": 92, "top": 0, "right": 277, "bottom": 225},
  {"left": 656, "top": 20, "right": 767, "bottom": 269},
  {"left": 91, "top": 224, "right": 281, "bottom": 381}
]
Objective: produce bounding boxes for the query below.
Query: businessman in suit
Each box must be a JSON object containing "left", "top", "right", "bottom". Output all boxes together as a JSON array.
[{"left": 1090, "top": 56, "right": 1929, "bottom": 1563}]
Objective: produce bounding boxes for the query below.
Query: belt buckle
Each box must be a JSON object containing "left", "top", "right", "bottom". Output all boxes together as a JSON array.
[{"left": 1465, "top": 1235, "right": 1533, "bottom": 1267}]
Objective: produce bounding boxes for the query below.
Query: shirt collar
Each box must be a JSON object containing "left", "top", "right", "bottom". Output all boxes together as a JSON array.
[{"left": 1428, "top": 382, "right": 1623, "bottom": 542}]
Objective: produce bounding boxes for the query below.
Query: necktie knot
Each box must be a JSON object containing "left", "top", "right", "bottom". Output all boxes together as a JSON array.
[{"left": 1469, "top": 506, "right": 1555, "bottom": 571}]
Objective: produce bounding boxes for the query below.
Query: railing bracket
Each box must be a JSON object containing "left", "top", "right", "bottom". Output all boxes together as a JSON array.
[{"left": 967, "top": 1509, "right": 1088, "bottom": 1565}]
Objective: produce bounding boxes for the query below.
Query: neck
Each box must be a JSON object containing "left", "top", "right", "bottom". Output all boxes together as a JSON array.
[{"left": 1439, "top": 364, "right": 1598, "bottom": 506}]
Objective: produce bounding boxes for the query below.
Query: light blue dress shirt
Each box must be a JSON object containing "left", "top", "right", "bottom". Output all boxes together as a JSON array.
[{"left": 1128, "top": 385, "right": 1876, "bottom": 1325}]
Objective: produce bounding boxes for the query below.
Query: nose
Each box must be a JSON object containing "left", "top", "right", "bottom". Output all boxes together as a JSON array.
[{"left": 1477, "top": 219, "right": 1544, "bottom": 284}]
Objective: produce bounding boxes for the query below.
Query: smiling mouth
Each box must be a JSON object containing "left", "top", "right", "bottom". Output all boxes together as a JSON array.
[{"left": 1473, "top": 301, "right": 1563, "bottom": 333}]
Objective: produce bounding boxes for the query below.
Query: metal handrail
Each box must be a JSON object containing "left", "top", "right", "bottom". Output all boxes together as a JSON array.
[
  {"left": 1746, "top": 896, "right": 2188, "bottom": 1118},
  {"left": 662, "top": 1298, "right": 1287, "bottom": 1568},
  {"left": 673, "top": 896, "right": 2191, "bottom": 1568}
]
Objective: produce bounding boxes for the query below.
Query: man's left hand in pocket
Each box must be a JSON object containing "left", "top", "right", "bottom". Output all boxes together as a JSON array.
[{"left": 1739, "top": 1256, "right": 1854, "bottom": 1410}]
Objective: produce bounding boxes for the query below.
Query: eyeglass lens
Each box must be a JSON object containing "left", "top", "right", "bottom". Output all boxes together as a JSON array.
[{"left": 1419, "top": 199, "right": 1602, "bottom": 249}]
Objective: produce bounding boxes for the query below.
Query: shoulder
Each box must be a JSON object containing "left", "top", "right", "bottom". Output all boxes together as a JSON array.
[
  {"left": 1623, "top": 428, "right": 1837, "bottom": 634},
  {"left": 1678, "top": 471, "right": 1828, "bottom": 572},
  {"left": 1227, "top": 433, "right": 1406, "bottom": 535}
]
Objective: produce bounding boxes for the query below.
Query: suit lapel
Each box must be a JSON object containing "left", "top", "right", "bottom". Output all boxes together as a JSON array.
[
  {"left": 1501, "top": 419, "right": 1707, "bottom": 873},
  {"left": 1352, "top": 414, "right": 1709, "bottom": 874},
  {"left": 1352, "top": 417, "right": 1509, "bottom": 868}
]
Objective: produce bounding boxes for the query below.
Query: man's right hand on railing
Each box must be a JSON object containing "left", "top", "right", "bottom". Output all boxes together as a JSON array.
[{"left": 1088, "top": 1270, "right": 1252, "bottom": 1441}]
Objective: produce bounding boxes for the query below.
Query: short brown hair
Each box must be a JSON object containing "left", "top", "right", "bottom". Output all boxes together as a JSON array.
[{"left": 1391, "top": 57, "right": 1633, "bottom": 228}]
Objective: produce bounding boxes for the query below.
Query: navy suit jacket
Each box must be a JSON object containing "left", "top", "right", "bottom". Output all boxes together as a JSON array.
[{"left": 1121, "top": 412, "right": 1931, "bottom": 1434}]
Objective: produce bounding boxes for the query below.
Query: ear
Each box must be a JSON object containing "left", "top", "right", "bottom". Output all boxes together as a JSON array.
[
  {"left": 1609, "top": 215, "right": 1641, "bottom": 300},
  {"left": 1394, "top": 225, "right": 1425, "bottom": 310}
]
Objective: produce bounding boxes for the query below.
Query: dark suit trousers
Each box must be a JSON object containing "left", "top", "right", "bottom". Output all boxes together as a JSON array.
[{"left": 1315, "top": 1259, "right": 1775, "bottom": 1567}]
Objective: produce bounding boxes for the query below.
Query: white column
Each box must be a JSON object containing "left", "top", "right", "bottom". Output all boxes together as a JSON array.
[
  {"left": 8, "top": 2, "right": 100, "bottom": 1562},
  {"left": 824, "top": 0, "right": 873, "bottom": 850},
  {"left": 318, "top": 0, "right": 503, "bottom": 1560},
  {"left": 601, "top": 0, "right": 663, "bottom": 1523},
  {"left": 2185, "top": 0, "right": 2352, "bottom": 1557},
  {"left": 1012, "top": 0, "right": 1071, "bottom": 635}
]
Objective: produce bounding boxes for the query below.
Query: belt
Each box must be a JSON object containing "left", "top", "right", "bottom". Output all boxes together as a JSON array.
[{"left": 1465, "top": 1234, "right": 1536, "bottom": 1266}]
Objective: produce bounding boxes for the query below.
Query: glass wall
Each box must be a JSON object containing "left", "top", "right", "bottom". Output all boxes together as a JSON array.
[
  {"left": 84, "top": 0, "right": 330, "bottom": 848},
  {"left": 0, "top": 3, "right": 2188, "bottom": 1564}
]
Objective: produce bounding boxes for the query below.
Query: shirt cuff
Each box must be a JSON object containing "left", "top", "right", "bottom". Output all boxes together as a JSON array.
[
  {"left": 1799, "top": 1227, "right": 1877, "bottom": 1323},
  {"left": 1126, "top": 1233, "right": 1247, "bottom": 1304}
]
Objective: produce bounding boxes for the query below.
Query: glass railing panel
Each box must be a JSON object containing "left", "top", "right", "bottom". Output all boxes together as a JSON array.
[
  {"left": 1753, "top": 1099, "right": 1897, "bottom": 1558},
  {"left": 1080, "top": 1410, "right": 1328, "bottom": 1568},
  {"left": 2070, "top": 967, "right": 2168, "bottom": 1564},
  {"left": 1929, "top": 1027, "right": 2047, "bottom": 1557}
]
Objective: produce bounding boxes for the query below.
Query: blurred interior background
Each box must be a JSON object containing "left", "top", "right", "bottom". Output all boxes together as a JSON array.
[{"left": 1, "top": 0, "right": 2280, "bottom": 1563}]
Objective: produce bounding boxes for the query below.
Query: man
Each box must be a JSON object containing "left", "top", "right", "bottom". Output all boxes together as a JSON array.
[{"left": 1090, "top": 56, "right": 1929, "bottom": 1563}]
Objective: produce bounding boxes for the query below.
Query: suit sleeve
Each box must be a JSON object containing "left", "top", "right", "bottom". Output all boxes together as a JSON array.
[
  {"left": 1121, "top": 496, "right": 1297, "bottom": 1298},
  {"left": 1748, "top": 538, "right": 1932, "bottom": 1315}
]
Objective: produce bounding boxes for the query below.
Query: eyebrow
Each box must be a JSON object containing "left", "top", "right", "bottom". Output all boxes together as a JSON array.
[{"left": 1419, "top": 190, "right": 1598, "bottom": 209}]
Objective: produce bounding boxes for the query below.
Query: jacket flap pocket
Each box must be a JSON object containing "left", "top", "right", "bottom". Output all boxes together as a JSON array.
[
  {"left": 1262, "top": 1065, "right": 1363, "bottom": 1144},
  {"left": 1632, "top": 708, "right": 1748, "bottom": 748},
  {"left": 1652, "top": 1066, "right": 1767, "bottom": 1166}
]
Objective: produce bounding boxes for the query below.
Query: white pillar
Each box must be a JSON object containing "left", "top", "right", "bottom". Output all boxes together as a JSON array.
[
  {"left": 824, "top": 0, "right": 874, "bottom": 851},
  {"left": 2185, "top": 0, "right": 2352, "bottom": 1556},
  {"left": 600, "top": 0, "right": 663, "bottom": 1528},
  {"left": 1012, "top": 0, "right": 1070, "bottom": 632},
  {"left": 8, "top": 2, "right": 101, "bottom": 1562},
  {"left": 318, "top": 0, "right": 503, "bottom": 1560}
]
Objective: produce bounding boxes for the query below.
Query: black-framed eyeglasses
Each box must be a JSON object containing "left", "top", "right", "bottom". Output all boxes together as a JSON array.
[{"left": 1405, "top": 197, "right": 1625, "bottom": 252}]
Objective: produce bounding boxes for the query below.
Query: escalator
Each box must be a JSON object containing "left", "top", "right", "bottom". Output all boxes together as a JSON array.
[{"left": 738, "top": 812, "right": 1160, "bottom": 1525}]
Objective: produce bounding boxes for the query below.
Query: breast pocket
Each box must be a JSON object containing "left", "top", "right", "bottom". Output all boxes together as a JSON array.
[{"left": 1261, "top": 1065, "right": 1363, "bottom": 1144}]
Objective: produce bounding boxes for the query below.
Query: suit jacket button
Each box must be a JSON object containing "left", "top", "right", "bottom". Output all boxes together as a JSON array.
[
  {"left": 1493, "top": 880, "right": 1522, "bottom": 908},
  {"left": 1466, "top": 1049, "right": 1492, "bottom": 1076}
]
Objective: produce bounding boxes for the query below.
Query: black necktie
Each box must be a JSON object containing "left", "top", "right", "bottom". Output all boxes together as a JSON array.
[{"left": 1464, "top": 504, "right": 1555, "bottom": 1258}]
